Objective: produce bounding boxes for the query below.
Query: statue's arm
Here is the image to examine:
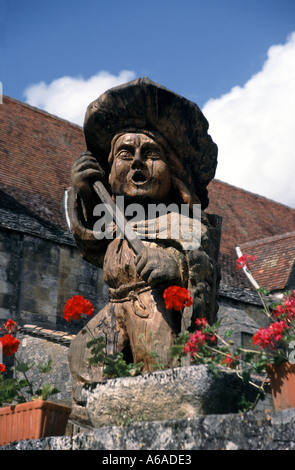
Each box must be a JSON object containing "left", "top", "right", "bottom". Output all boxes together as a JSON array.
[{"left": 66, "top": 151, "right": 110, "bottom": 268}]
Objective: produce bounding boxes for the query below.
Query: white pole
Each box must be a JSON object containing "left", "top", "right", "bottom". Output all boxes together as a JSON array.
[{"left": 235, "top": 245, "right": 260, "bottom": 290}]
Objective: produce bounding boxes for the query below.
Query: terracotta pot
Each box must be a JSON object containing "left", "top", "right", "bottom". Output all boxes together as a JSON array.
[
  {"left": 266, "top": 362, "right": 295, "bottom": 410},
  {"left": 0, "top": 400, "right": 72, "bottom": 446}
]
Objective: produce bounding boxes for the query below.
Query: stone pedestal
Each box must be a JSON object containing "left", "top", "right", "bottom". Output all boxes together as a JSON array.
[{"left": 81, "top": 364, "right": 257, "bottom": 428}]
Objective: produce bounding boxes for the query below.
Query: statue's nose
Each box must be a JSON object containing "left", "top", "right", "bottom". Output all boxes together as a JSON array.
[{"left": 131, "top": 150, "right": 145, "bottom": 169}]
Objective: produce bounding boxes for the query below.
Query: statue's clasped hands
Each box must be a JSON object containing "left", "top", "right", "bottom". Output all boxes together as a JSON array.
[{"left": 135, "top": 246, "right": 182, "bottom": 288}]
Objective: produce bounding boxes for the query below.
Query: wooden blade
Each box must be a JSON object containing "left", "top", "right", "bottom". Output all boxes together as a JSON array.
[{"left": 93, "top": 181, "right": 145, "bottom": 255}]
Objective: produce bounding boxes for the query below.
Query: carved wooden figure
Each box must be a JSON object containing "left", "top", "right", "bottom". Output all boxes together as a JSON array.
[{"left": 66, "top": 78, "right": 221, "bottom": 403}]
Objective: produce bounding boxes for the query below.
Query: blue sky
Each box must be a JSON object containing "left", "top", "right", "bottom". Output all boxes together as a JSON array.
[{"left": 1, "top": 0, "right": 295, "bottom": 209}]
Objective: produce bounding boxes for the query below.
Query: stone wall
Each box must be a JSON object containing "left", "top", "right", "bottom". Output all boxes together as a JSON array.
[
  {"left": 15, "top": 326, "right": 74, "bottom": 404},
  {"left": 0, "top": 215, "right": 108, "bottom": 332},
  {"left": 2, "top": 408, "right": 295, "bottom": 450}
]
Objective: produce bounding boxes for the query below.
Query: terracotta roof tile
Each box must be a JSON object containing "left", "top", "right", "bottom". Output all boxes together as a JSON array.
[
  {"left": 239, "top": 232, "right": 295, "bottom": 291},
  {"left": 207, "top": 179, "right": 295, "bottom": 256},
  {"left": 20, "top": 324, "right": 76, "bottom": 344}
]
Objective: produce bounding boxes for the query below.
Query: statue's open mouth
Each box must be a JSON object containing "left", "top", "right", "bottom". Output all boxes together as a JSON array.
[{"left": 131, "top": 171, "right": 148, "bottom": 185}]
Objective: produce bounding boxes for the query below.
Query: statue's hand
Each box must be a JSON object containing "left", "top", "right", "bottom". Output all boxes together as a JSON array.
[
  {"left": 71, "top": 151, "right": 105, "bottom": 203},
  {"left": 135, "top": 247, "right": 182, "bottom": 288}
]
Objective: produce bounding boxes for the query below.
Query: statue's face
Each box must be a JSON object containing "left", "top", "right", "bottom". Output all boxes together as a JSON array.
[{"left": 109, "top": 133, "right": 172, "bottom": 203}]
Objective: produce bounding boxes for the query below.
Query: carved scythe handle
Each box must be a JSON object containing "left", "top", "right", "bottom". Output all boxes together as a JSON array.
[{"left": 93, "top": 181, "right": 145, "bottom": 256}]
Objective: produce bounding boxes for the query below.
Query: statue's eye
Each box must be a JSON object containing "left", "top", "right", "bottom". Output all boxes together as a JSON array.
[
  {"left": 148, "top": 152, "right": 160, "bottom": 160},
  {"left": 116, "top": 150, "right": 133, "bottom": 160},
  {"left": 143, "top": 148, "right": 162, "bottom": 160}
]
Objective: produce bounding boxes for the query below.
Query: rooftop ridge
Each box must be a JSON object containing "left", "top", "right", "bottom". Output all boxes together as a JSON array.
[
  {"left": 20, "top": 324, "right": 76, "bottom": 344},
  {"left": 209, "top": 179, "right": 295, "bottom": 211},
  {"left": 3, "top": 94, "right": 83, "bottom": 130},
  {"left": 240, "top": 230, "right": 295, "bottom": 248}
]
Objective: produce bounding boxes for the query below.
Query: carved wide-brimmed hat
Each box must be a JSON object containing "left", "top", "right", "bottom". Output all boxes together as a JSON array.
[{"left": 83, "top": 77, "right": 217, "bottom": 209}]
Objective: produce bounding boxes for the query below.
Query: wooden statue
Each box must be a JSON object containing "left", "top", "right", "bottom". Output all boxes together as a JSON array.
[{"left": 66, "top": 77, "right": 221, "bottom": 401}]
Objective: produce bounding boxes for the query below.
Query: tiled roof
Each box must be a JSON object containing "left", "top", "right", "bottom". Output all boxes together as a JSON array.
[
  {"left": 1, "top": 95, "right": 295, "bottom": 291},
  {"left": 0, "top": 96, "right": 85, "bottom": 231},
  {"left": 20, "top": 324, "right": 76, "bottom": 344},
  {"left": 238, "top": 232, "right": 295, "bottom": 292},
  {"left": 218, "top": 252, "right": 255, "bottom": 290},
  {"left": 207, "top": 179, "right": 295, "bottom": 255}
]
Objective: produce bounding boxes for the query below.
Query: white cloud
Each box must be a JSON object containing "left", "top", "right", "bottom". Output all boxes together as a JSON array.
[
  {"left": 202, "top": 32, "right": 295, "bottom": 209},
  {"left": 24, "top": 70, "right": 136, "bottom": 126}
]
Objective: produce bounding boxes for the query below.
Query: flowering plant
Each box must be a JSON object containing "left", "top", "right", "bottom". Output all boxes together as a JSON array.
[
  {"left": 179, "top": 287, "right": 295, "bottom": 371},
  {"left": 235, "top": 251, "right": 295, "bottom": 366},
  {"left": 0, "top": 320, "right": 59, "bottom": 406},
  {"left": 168, "top": 250, "right": 295, "bottom": 409}
]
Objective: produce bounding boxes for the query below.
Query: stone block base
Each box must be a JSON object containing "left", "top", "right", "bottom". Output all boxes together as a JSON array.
[{"left": 81, "top": 364, "right": 258, "bottom": 428}]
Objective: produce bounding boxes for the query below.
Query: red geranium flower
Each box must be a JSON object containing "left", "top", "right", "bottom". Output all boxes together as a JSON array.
[
  {"left": 273, "top": 291, "right": 295, "bottom": 324},
  {"left": 252, "top": 321, "right": 286, "bottom": 350},
  {"left": 2, "top": 319, "right": 18, "bottom": 334},
  {"left": 183, "top": 317, "right": 216, "bottom": 357},
  {"left": 221, "top": 353, "right": 241, "bottom": 369},
  {"left": 0, "top": 334, "right": 20, "bottom": 356},
  {"left": 183, "top": 330, "right": 206, "bottom": 356},
  {"left": 195, "top": 318, "right": 209, "bottom": 328},
  {"left": 63, "top": 295, "right": 94, "bottom": 322},
  {"left": 0, "top": 363, "right": 6, "bottom": 373},
  {"left": 236, "top": 254, "right": 257, "bottom": 270},
  {"left": 163, "top": 286, "right": 193, "bottom": 311},
  {"left": 195, "top": 317, "right": 216, "bottom": 343}
]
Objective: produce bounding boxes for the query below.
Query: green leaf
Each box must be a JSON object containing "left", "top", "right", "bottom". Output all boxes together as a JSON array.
[
  {"left": 170, "top": 343, "right": 185, "bottom": 358},
  {"left": 34, "top": 383, "right": 60, "bottom": 400},
  {"left": 15, "top": 362, "right": 35, "bottom": 373},
  {"left": 87, "top": 353, "right": 105, "bottom": 365},
  {"left": 86, "top": 336, "right": 105, "bottom": 349},
  {"left": 103, "top": 352, "right": 143, "bottom": 379},
  {"left": 244, "top": 352, "right": 256, "bottom": 363},
  {"left": 86, "top": 336, "right": 106, "bottom": 366},
  {"left": 241, "top": 370, "right": 251, "bottom": 383},
  {"left": 257, "top": 287, "right": 271, "bottom": 296},
  {"left": 37, "top": 359, "right": 53, "bottom": 374},
  {"left": 223, "top": 329, "right": 233, "bottom": 338},
  {"left": 0, "top": 378, "right": 25, "bottom": 405},
  {"left": 17, "top": 378, "right": 30, "bottom": 390}
]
